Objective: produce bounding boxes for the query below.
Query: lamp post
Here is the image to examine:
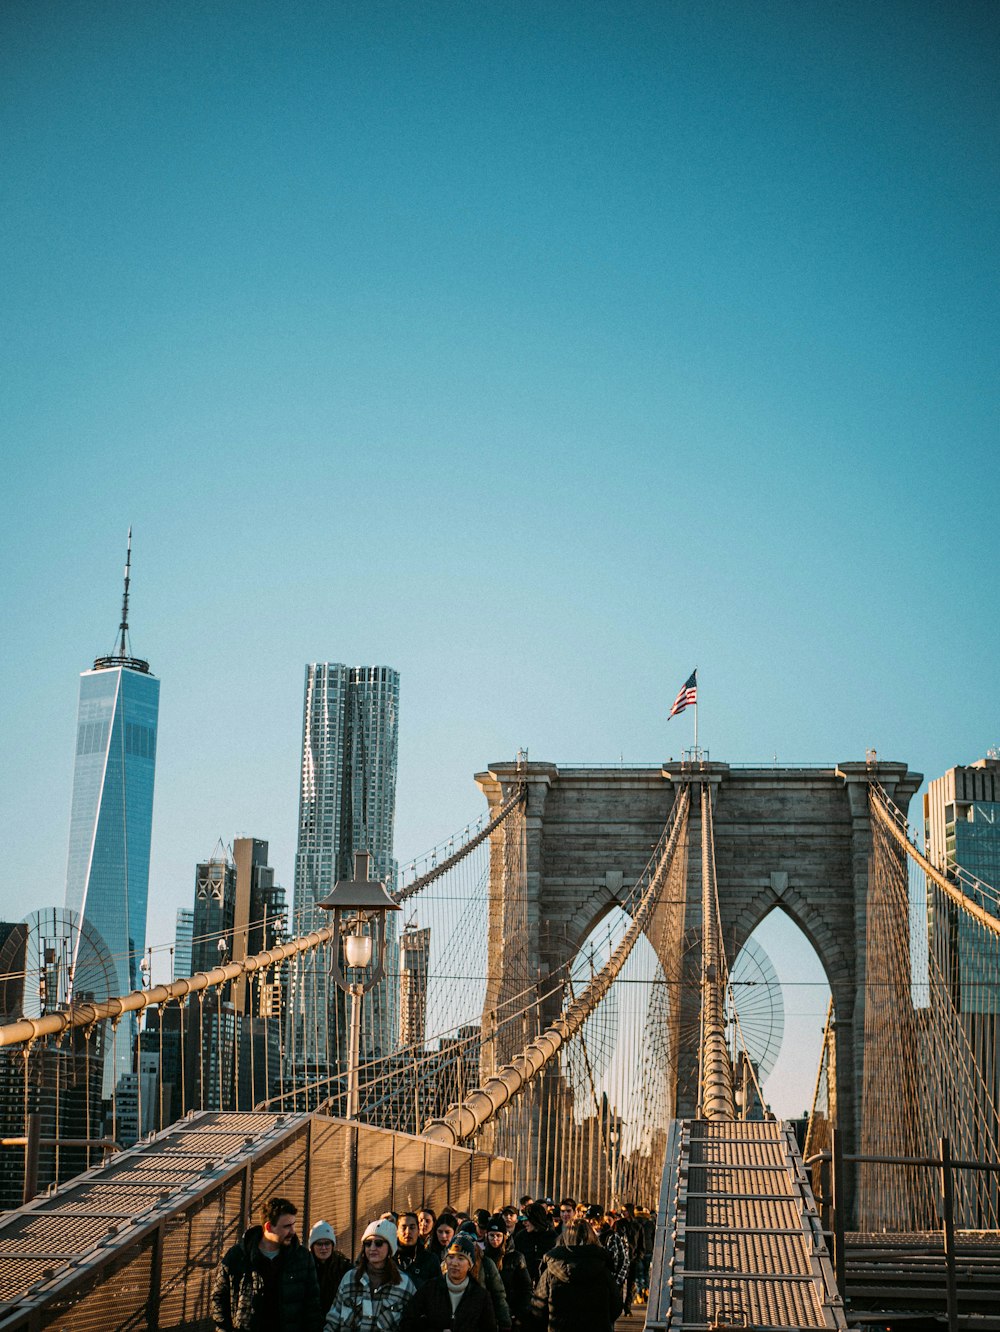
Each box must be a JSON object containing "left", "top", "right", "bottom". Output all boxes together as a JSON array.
[{"left": 317, "top": 850, "right": 400, "bottom": 1120}]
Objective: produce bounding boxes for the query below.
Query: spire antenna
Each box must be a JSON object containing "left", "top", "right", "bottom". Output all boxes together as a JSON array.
[
  {"left": 118, "top": 526, "right": 133, "bottom": 658},
  {"left": 92, "top": 526, "right": 150, "bottom": 674}
]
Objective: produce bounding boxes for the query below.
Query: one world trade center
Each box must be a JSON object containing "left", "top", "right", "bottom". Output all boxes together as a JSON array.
[{"left": 64, "top": 532, "right": 159, "bottom": 1095}]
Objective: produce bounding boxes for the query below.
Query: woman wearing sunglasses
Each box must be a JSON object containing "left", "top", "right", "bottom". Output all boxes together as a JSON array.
[{"left": 324, "top": 1218, "right": 416, "bottom": 1331}]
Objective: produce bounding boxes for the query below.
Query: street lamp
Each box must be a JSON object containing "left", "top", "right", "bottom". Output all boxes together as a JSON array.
[{"left": 317, "top": 850, "right": 400, "bottom": 1120}]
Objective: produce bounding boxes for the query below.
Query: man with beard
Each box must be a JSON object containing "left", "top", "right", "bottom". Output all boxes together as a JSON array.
[{"left": 211, "top": 1196, "right": 321, "bottom": 1332}]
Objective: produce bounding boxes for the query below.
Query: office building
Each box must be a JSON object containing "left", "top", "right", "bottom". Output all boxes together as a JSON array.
[
  {"left": 192, "top": 848, "right": 237, "bottom": 981},
  {"left": 174, "top": 842, "right": 288, "bottom": 1115},
  {"left": 923, "top": 755, "right": 1000, "bottom": 1224},
  {"left": 174, "top": 908, "right": 194, "bottom": 979},
  {"left": 231, "top": 838, "right": 284, "bottom": 1014},
  {"left": 924, "top": 756, "right": 1000, "bottom": 1012},
  {"left": 0, "top": 912, "right": 110, "bottom": 1204},
  {"left": 924, "top": 757, "right": 1000, "bottom": 902},
  {"left": 63, "top": 533, "right": 159, "bottom": 1094},
  {"left": 399, "top": 923, "right": 431, "bottom": 1049},
  {"left": 114, "top": 1051, "right": 159, "bottom": 1145},
  {"left": 287, "top": 664, "right": 400, "bottom": 1102}
]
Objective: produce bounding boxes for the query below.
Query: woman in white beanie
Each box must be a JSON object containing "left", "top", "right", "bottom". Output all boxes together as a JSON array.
[
  {"left": 324, "top": 1217, "right": 416, "bottom": 1331},
  {"left": 308, "top": 1220, "right": 351, "bottom": 1316}
]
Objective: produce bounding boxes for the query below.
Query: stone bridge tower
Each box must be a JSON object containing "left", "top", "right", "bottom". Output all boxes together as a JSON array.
[{"left": 476, "top": 758, "right": 922, "bottom": 1202}]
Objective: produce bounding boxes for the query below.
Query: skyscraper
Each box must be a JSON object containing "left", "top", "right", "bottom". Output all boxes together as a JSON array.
[
  {"left": 922, "top": 755, "right": 1000, "bottom": 1225},
  {"left": 64, "top": 532, "right": 159, "bottom": 1093},
  {"left": 231, "top": 837, "right": 282, "bottom": 1014},
  {"left": 174, "top": 908, "right": 194, "bottom": 979},
  {"left": 287, "top": 664, "right": 400, "bottom": 1102},
  {"left": 399, "top": 923, "right": 431, "bottom": 1049},
  {"left": 924, "top": 756, "right": 1000, "bottom": 900},
  {"left": 924, "top": 756, "right": 1000, "bottom": 1012},
  {"left": 192, "top": 849, "right": 237, "bottom": 981}
]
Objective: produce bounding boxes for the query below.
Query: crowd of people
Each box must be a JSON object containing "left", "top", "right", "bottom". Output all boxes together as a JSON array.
[{"left": 211, "top": 1191, "right": 656, "bottom": 1332}]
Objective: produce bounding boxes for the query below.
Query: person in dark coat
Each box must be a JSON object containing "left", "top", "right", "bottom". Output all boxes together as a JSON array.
[
  {"left": 457, "top": 1221, "right": 511, "bottom": 1329},
  {"left": 401, "top": 1233, "right": 498, "bottom": 1332},
  {"left": 527, "top": 1221, "right": 622, "bottom": 1332},
  {"left": 484, "top": 1214, "right": 531, "bottom": 1328},
  {"left": 511, "top": 1203, "right": 554, "bottom": 1282},
  {"left": 617, "top": 1205, "right": 644, "bottom": 1315},
  {"left": 211, "top": 1196, "right": 322, "bottom": 1332},
  {"left": 308, "top": 1221, "right": 352, "bottom": 1316},
  {"left": 396, "top": 1212, "right": 441, "bottom": 1289}
]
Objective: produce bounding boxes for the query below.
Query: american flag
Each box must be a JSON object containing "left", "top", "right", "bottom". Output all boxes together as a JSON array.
[{"left": 668, "top": 669, "right": 697, "bottom": 719}]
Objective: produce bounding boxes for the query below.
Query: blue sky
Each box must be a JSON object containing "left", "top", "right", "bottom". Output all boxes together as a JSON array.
[{"left": 2, "top": 1, "right": 997, "bottom": 1115}]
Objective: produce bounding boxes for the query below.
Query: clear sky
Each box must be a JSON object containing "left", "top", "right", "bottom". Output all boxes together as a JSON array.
[{"left": 2, "top": 1, "right": 997, "bottom": 1117}]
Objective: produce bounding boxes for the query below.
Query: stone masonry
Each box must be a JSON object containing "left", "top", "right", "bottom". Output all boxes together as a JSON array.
[{"left": 475, "top": 758, "right": 922, "bottom": 1216}]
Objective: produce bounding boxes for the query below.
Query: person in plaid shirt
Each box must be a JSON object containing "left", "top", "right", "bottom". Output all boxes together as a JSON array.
[{"left": 325, "top": 1218, "right": 415, "bottom": 1331}]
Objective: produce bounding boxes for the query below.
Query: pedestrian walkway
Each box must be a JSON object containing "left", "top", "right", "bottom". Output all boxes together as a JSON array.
[
  {"left": 617, "top": 1308, "right": 647, "bottom": 1330},
  {"left": 649, "top": 1118, "right": 846, "bottom": 1330}
]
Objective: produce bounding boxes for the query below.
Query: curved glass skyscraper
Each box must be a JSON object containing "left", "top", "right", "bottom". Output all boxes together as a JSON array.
[
  {"left": 63, "top": 535, "right": 159, "bottom": 1094},
  {"left": 286, "top": 663, "right": 399, "bottom": 1104}
]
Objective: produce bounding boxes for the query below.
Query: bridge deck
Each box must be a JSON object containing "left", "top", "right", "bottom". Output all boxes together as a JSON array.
[{"left": 648, "top": 1119, "right": 846, "bottom": 1331}]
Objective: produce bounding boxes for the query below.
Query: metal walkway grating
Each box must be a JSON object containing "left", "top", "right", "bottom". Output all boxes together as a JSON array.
[
  {"left": 0, "top": 1109, "right": 513, "bottom": 1332},
  {"left": 0, "top": 1109, "right": 306, "bottom": 1324},
  {"left": 647, "top": 1119, "right": 847, "bottom": 1331}
]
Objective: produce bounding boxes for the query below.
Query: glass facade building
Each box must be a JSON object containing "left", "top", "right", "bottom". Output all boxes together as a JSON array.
[
  {"left": 174, "top": 908, "right": 194, "bottom": 980},
  {"left": 64, "top": 662, "right": 159, "bottom": 1093},
  {"left": 924, "top": 757, "right": 1000, "bottom": 1014},
  {"left": 923, "top": 756, "right": 1000, "bottom": 1223},
  {"left": 287, "top": 664, "right": 399, "bottom": 1101}
]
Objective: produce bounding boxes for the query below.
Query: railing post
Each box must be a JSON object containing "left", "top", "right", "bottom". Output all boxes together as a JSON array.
[
  {"left": 242, "top": 1160, "right": 252, "bottom": 1232},
  {"left": 22, "top": 1112, "right": 41, "bottom": 1205},
  {"left": 939, "top": 1136, "right": 958, "bottom": 1332},
  {"left": 147, "top": 1218, "right": 164, "bottom": 1330},
  {"left": 349, "top": 1123, "right": 359, "bottom": 1257},
  {"left": 819, "top": 1153, "right": 831, "bottom": 1235},
  {"left": 831, "top": 1128, "right": 846, "bottom": 1299}
]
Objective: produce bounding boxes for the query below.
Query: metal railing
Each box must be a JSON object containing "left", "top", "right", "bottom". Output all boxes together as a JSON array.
[
  {"left": 0, "top": 1110, "right": 513, "bottom": 1332},
  {"left": 806, "top": 1133, "right": 1000, "bottom": 1332}
]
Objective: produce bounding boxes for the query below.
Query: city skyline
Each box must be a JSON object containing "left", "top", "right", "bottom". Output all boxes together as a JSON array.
[{"left": 3, "top": 2, "right": 998, "bottom": 1119}]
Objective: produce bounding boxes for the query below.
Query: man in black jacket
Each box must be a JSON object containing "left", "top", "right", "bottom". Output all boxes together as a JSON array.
[
  {"left": 512, "top": 1203, "right": 555, "bottom": 1282},
  {"left": 618, "top": 1203, "right": 645, "bottom": 1315},
  {"left": 211, "top": 1196, "right": 322, "bottom": 1332}
]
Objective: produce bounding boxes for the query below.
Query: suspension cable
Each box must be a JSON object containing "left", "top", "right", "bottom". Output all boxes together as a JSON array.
[
  {"left": 870, "top": 782, "right": 1000, "bottom": 936},
  {"left": 0, "top": 927, "right": 337, "bottom": 1050},
  {"left": 393, "top": 784, "right": 526, "bottom": 906},
  {"left": 422, "top": 785, "right": 691, "bottom": 1143}
]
